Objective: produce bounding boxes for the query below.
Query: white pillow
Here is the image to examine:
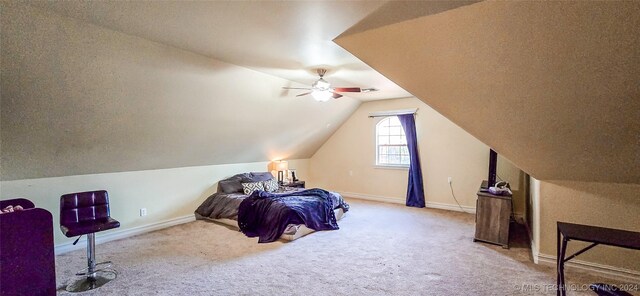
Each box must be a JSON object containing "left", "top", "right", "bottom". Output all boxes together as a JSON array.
[
  {"left": 262, "top": 179, "right": 279, "bottom": 192},
  {"left": 242, "top": 181, "right": 264, "bottom": 195}
]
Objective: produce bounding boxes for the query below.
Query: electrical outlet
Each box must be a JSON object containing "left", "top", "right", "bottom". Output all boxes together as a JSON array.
[
  {"left": 140, "top": 208, "right": 147, "bottom": 217},
  {"left": 349, "top": 170, "right": 353, "bottom": 176},
  {"left": 448, "top": 177, "right": 452, "bottom": 184}
]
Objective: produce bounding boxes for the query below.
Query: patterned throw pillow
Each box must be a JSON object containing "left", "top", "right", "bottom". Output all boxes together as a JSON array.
[
  {"left": 241, "top": 181, "right": 264, "bottom": 195},
  {"left": 262, "top": 179, "right": 279, "bottom": 192}
]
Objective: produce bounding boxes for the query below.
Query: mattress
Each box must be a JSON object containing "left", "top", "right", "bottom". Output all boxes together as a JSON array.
[
  {"left": 205, "top": 207, "right": 346, "bottom": 241},
  {"left": 195, "top": 177, "right": 349, "bottom": 242}
]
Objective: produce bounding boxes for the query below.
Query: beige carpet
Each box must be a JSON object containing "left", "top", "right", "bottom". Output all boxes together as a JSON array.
[{"left": 55, "top": 199, "right": 635, "bottom": 295}]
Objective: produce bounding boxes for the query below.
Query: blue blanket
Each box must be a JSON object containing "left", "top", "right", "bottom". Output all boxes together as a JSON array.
[{"left": 238, "top": 188, "right": 345, "bottom": 243}]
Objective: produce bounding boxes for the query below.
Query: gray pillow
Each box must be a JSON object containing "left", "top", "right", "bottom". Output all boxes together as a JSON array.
[
  {"left": 243, "top": 172, "right": 274, "bottom": 182},
  {"left": 218, "top": 172, "right": 273, "bottom": 194},
  {"left": 218, "top": 173, "right": 249, "bottom": 194}
]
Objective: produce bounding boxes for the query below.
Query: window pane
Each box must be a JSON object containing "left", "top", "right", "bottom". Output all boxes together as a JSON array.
[
  {"left": 389, "top": 126, "right": 402, "bottom": 136},
  {"left": 390, "top": 136, "right": 404, "bottom": 145},
  {"left": 389, "top": 116, "right": 401, "bottom": 126},
  {"left": 376, "top": 117, "right": 409, "bottom": 166},
  {"left": 379, "top": 125, "right": 389, "bottom": 136}
]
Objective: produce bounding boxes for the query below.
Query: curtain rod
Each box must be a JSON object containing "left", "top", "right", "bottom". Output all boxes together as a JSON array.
[{"left": 368, "top": 108, "right": 418, "bottom": 118}]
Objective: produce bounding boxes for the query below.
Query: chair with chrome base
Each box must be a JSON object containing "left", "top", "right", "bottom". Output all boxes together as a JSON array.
[{"left": 60, "top": 190, "right": 120, "bottom": 292}]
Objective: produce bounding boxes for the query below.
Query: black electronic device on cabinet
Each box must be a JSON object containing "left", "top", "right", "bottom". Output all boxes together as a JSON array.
[{"left": 488, "top": 149, "right": 497, "bottom": 188}]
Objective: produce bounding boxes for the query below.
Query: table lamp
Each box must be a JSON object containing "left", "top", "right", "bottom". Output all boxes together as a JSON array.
[{"left": 275, "top": 160, "right": 288, "bottom": 185}]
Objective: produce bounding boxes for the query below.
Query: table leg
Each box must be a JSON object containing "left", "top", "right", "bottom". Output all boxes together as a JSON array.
[
  {"left": 557, "top": 227, "right": 561, "bottom": 296},
  {"left": 559, "top": 237, "right": 569, "bottom": 296}
]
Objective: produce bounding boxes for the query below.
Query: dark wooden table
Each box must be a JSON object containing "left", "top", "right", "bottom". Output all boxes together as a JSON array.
[
  {"left": 556, "top": 222, "right": 640, "bottom": 296},
  {"left": 282, "top": 180, "right": 305, "bottom": 189}
]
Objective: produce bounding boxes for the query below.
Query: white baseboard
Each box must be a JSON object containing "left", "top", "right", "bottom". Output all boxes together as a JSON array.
[
  {"left": 426, "top": 201, "right": 476, "bottom": 214},
  {"left": 55, "top": 214, "right": 196, "bottom": 255},
  {"left": 537, "top": 253, "right": 640, "bottom": 282},
  {"left": 338, "top": 191, "right": 476, "bottom": 214},
  {"left": 339, "top": 191, "right": 404, "bottom": 205},
  {"left": 531, "top": 241, "right": 540, "bottom": 264}
]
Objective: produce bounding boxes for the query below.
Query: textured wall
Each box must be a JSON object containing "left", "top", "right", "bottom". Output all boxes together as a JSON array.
[
  {"left": 538, "top": 181, "right": 640, "bottom": 272},
  {"left": 335, "top": 1, "right": 640, "bottom": 184},
  {"left": 333, "top": 0, "right": 640, "bottom": 274},
  {"left": 308, "top": 97, "right": 526, "bottom": 213},
  {"left": 0, "top": 3, "right": 358, "bottom": 180}
]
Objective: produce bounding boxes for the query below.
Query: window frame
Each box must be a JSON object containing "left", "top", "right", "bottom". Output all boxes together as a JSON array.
[{"left": 374, "top": 116, "right": 410, "bottom": 169}]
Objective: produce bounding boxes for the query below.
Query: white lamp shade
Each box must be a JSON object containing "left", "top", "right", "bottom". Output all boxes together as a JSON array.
[
  {"left": 275, "top": 161, "right": 288, "bottom": 171},
  {"left": 312, "top": 78, "right": 331, "bottom": 90}
]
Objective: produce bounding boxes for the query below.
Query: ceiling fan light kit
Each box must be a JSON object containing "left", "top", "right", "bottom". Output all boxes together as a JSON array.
[
  {"left": 312, "top": 78, "right": 331, "bottom": 91},
  {"left": 283, "top": 68, "right": 378, "bottom": 102},
  {"left": 311, "top": 90, "right": 333, "bottom": 102}
]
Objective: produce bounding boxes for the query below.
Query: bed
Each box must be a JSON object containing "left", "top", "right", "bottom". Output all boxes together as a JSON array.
[{"left": 194, "top": 172, "right": 349, "bottom": 242}]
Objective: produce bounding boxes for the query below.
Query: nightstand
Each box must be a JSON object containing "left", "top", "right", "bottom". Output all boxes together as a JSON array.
[
  {"left": 474, "top": 181, "right": 512, "bottom": 249},
  {"left": 283, "top": 180, "right": 305, "bottom": 189}
]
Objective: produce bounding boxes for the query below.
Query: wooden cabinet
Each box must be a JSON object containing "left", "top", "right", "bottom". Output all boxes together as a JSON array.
[{"left": 474, "top": 183, "right": 512, "bottom": 248}]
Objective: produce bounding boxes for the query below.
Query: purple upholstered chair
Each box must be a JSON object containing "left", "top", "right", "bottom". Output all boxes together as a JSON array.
[
  {"left": 1, "top": 198, "right": 56, "bottom": 295},
  {"left": 60, "top": 190, "right": 120, "bottom": 292}
]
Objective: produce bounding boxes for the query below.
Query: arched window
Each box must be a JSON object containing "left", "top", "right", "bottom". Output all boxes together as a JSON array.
[{"left": 376, "top": 116, "right": 409, "bottom": 166}]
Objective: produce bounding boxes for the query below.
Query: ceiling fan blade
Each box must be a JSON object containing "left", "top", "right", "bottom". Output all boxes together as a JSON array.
[
  {"left": 333, "top": 87, "right": 361, "bottom": 92},
  {"left": 296, "top": 92, "right": 312, "bottom": 97},
  {"left": 283, "top": 87, "right": 312, "bottom": 90},
  {"left": 332, "top": 92, "right": 343, "bottom": 99}
]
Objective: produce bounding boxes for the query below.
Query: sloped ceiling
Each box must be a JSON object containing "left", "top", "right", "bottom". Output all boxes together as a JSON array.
[
  {"left": 335, "top": 1, "right": 640, "bottom": 184},
  {"left": 1, "top": 1, "right": 483, "bottom": 181},
  {"left": 24, "top": 0, "right": 413, "bottom": 101},
  {"left": 0, "top": 3, "right": 359, "bottom": 180}
]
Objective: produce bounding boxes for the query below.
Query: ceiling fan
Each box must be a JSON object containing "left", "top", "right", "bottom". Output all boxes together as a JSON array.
[{"left": 283, "top": 69, "right": 378, "bottom": 102}]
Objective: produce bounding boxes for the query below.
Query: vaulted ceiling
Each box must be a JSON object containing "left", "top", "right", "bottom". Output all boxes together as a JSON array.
[
  {"left": 1, "top": 2, "right": 365, "bottom": 180},
  {"left": 1, "top": 1, "right": 477, "bottom": 180},
  {"left": 3, "top": 1, "right": 636, "bottom": 184},
  {"left": 335, "top": 1, "right": 640, "bottom": 184},
  {"left": 24, "top": 0, "right": 417, "bottom": 101}
]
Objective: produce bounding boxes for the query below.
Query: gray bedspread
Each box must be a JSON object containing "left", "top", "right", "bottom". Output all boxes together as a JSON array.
[{"left": 194, "top": 188, "right": 346, "bottom": 221}]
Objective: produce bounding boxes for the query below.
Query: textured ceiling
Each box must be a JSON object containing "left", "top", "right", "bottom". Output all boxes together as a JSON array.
[
  {"left": 335, "top": 1, "right": 640, "bottom": 184},
  {"left": 0, "top": 1, "right": 478, "bottom": 181},
  {"left": 0, "top": 3, "right": 359, "bottom": 180},
  {"left": 25, "top": 0, "right": 416, "bottom": 101}
]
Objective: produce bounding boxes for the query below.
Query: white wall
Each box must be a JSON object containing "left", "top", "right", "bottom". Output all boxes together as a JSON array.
[
  {"left": 0, "top": 159, "right": 309, "bottom": 247},
  {"left": 308, "top": 97, "right": 525, "bottom": 212}
]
